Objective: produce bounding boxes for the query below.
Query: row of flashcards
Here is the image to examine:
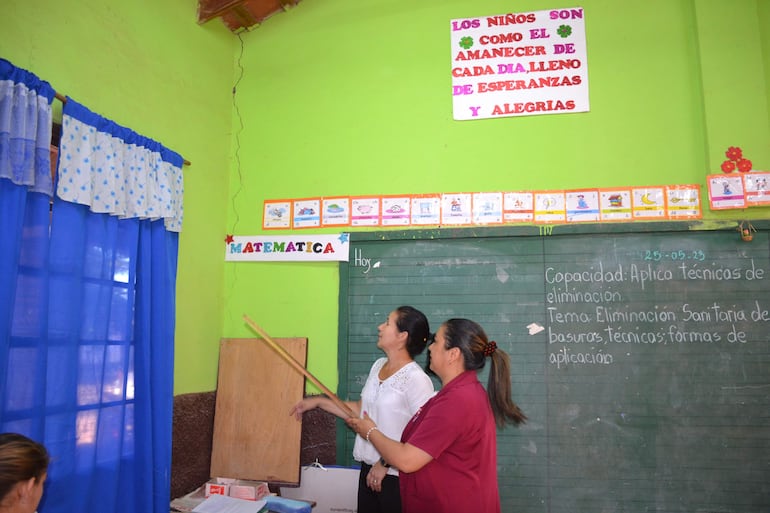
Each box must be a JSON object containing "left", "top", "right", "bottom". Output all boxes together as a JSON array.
[
  {"left": 707, "top": 172, "right": 770, "bottom": 210},
  {"left": 262, "top": 185, "right": 702, "bottom": 230}
]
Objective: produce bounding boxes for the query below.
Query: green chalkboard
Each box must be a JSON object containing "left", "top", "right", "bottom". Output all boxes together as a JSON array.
[{"left": 337, "top": 222, "right": 770, "bottom": 513}]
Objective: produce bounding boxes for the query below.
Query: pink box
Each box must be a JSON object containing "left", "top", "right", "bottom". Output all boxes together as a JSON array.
[{"left": 229, "top": 480, "right": 269, "bottom": 501}]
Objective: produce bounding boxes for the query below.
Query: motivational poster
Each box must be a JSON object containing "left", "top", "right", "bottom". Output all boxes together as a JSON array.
[{"left": 450, "top": 7, "right": 589, "bottom": 121}]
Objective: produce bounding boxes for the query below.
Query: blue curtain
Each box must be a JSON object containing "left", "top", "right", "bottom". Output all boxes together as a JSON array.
[
  {"left": 0, "top": 59, "right": 182, "bottom": 513},
  {"left": 0, "top": 58, "right": 56, "bottom": 438}
]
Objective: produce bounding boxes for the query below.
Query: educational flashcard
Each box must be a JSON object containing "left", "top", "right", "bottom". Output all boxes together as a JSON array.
[
  {"left": 411, "top": 195, "right": 441, "bottom": 226},
  {"left": 533, "top": 191, "right": 566, "bottom": 223},
  {"left": 665, "top": 185, "right": 701, "bottom": 219},
  {"left": 743, "top": 172, "right": 770, "bottom": 206},
  {"left": 263, "top": 200, "right": 291, "bottom": 230},
  {"left": 441, "top": 193, "right": 473, "bottom": 226},
  {"left": 450, "top": 7, "right": 589, "bottom": 121},
  {"left": 381, "top": 196, "right": 411, "bottom": 226},
  {"left": 565, "top": 189, "right": 599, "bottom": 223},
  {"left": 599, "top": 189, "right": 632, "bottom": 222},
  {"left": 350, "top": 196, "right": 381, "bottom": 227},
  {"left": 292, "top": 198, "right": 321, "bottom": 229},
  {"left": 472, "top": 192, "right": 503, "bottom": 225},
  {"left": 503, "top": 192, "right": 534, "bottom": 222},
  {"left": 631, "top": 187, "right": 666, "bottom": 219},
  {"left": 271, "top": 181, "right": 710, "bottom": 232},
  {"left": 707, "top": 174, "right": 745, "bottom": 210},
  {"left": 321, "top": 197, "right": 351, "bottom": 227}
]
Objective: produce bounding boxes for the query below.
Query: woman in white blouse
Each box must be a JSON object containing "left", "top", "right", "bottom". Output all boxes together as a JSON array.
[{"left": 290, "top": 306, "right": 434, "bottom": 513}]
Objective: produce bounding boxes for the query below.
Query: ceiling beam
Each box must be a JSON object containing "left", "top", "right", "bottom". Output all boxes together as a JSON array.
[{"left": 197, "top": 0, "right": 247, "bottom": 24}]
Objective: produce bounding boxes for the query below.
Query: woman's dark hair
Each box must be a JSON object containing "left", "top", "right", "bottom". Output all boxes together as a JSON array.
[
  {"left": 442, "top": 318, "right": 527, "bottom": 428},
  {"left": 0, "top": 432, "right": 49, "bottom": 502},
  {"left": 394, "top": 305, "right": 431, "bottom": 358}
]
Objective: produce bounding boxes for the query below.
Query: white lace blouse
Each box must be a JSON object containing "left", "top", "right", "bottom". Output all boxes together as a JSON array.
[{"left": 352, "top": 357, "right": 435, "bottom": 474}]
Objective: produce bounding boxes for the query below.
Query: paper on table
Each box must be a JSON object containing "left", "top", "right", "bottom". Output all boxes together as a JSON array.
[{"left": 191, "top": 494, "right": 266, "bottom": 513}]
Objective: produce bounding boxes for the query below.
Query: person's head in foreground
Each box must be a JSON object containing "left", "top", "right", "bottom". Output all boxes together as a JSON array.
[{"left": 0, "top": 433, "right": 49, "bottom": 513}]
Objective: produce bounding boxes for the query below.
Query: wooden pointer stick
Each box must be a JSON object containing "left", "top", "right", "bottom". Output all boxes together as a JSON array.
[{"left": 243, "top": 314, "right": 356, "bottom": 418}]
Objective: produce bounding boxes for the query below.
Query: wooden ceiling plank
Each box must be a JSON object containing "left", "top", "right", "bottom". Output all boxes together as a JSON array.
[
  {"left": 232, "top": 5, "right": 259, "bottom": 27},
  {"left": 198, "top": 0, "right": 303, "bottom": 32},
  {"left": 197, "top": 0, "right": 248, "bottom": 24}
]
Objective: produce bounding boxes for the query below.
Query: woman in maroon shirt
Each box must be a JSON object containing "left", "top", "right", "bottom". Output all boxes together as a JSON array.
[{"left": 347, "top": 318, "right": 527, "bottom": 513}]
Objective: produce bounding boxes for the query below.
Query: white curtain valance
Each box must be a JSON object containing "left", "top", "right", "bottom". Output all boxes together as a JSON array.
[
  {"left": 58, "top": 99, "right": 184, "bottom": 232},
  {"left": 0, "top": 58, "right": 55, "bottom": 195}
]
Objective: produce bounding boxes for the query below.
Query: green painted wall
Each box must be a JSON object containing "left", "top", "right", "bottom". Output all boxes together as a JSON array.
[
  {"left": 0, "top": 0, "right": 235, "bottom": 394},
  {"left": 760, "top": 0, "right": 770, "bottom": 119},
  {"left": 224, "top": 0, "right": 770, "bottom": 395},
  {"left": 695, "top": 0, "right": 770, "bottom": 169},
  {"left": 2, "top": 0, "right": 769, "bottom": 397}
]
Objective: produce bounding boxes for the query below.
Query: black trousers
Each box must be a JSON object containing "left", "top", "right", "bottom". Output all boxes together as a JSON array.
[{"left": 357, "top": 462, "right": 402, "bottom": 513}]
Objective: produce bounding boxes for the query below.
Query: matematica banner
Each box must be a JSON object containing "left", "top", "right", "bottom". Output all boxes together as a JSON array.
[{"left": 225, "top": 233, "right": 350, "bottom": 262}]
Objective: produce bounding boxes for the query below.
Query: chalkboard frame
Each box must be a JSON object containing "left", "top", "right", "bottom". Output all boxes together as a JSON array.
[{"left": 336, "top": 219, "right": 770, "bottom": 513}]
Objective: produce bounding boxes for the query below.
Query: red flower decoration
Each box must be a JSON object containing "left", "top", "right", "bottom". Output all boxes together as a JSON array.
[
  {"left": 720, "top": 146, "right": 755, "bottom": 174},
  {"left": 725, "top": 146, "right": 743, "bottom": 161},
  {"left": 721, "top": 160, "right": 736, "bottom": 173}
]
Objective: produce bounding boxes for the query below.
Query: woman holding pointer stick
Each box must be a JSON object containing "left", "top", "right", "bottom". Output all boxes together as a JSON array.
[
  {"left": 346, "top": 318, "right": 527, "bottom": 513},
  {"left": 289, "top": 306, "right": 434, "bottom": 513}
]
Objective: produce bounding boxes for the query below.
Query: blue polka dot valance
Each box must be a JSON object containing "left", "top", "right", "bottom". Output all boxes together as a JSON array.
[{"left": 58, "top": 98, "right": 185, "bottom": 232}]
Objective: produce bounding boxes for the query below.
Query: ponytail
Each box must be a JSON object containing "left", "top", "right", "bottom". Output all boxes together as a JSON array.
[
  {"left": 486, "top": 349, "right": 527, "bottom": 428},
  {"left": 442, "top": 319, "right": 527, "bottom": 428}
]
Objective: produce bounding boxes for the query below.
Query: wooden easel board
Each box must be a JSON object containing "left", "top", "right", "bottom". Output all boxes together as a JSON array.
[{"left": 210, "top": 337, "right": 307, "bottom": 485}]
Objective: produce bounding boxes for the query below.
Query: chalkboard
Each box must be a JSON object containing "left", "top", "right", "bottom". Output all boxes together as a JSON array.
[{"left": 337, "top": 222, "right": 770, "bottom": 513}]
